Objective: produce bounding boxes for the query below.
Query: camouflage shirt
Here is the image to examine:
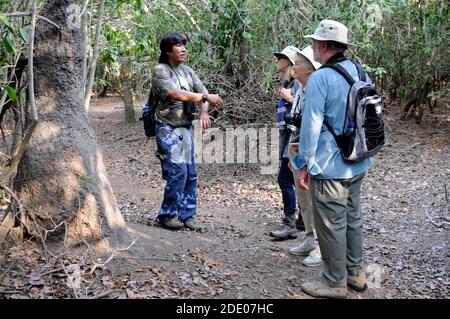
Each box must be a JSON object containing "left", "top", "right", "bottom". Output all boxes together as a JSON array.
[{"left": 151, "top": 63, "right": 208, "bottom": 127}]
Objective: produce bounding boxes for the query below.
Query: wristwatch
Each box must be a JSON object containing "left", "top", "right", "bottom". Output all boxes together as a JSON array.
[{"left": 202, "top": 93, "right": 208, "bottom": 103}]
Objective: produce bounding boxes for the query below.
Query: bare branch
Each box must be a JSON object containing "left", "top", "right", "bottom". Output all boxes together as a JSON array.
[
  {"left": 6, "top": 11, "right": 61, "bottom": 30},
  {"left": 174, "top": 1, "right": 202, "bottom": 33},
  {"left": 28, "top": 2, "right": 38, "bottom": 123},
  {"left": 79, "top": 0, "right": 90, "bottom": 18}
]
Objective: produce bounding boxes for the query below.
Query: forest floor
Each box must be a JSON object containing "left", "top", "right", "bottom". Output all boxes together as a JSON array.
[{"left": 1, "top": 97, "right": 448, "bottom": 299}]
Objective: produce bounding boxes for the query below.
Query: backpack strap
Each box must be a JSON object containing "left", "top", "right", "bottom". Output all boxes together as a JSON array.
[
  {"left": 321, "top": 63, "right": 355, "bottom": 86},
  {"left": 355, "top": 63, "right": 367, "bottom": 82},
  {"left": 323, "top": 119, "right": 339, "bottom": 141},
  {"left": 320, "top": 62, "right": 356, "bottom": 141},
  {"left": 147, "top": 88, "right": 153, "bottom": 106}
]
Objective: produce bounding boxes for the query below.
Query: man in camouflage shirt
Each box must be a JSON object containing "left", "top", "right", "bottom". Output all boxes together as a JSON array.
[{"left": 151, "top": 32, "right": 223, "bottom": 230}]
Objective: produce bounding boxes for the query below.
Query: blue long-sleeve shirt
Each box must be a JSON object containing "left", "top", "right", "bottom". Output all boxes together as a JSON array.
[{"left": 291, "top": 59, "right": 372, "bottom": 179}]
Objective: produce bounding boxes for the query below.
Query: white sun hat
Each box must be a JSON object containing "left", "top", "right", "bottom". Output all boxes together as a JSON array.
[
  {"left": 273, "top": 46, "right": 302, "bottom": 65},
  {"left": 298, "top": 45, "right": 322, "bottom": 70},
  {"left": 304, "top": 19, "right": 354, "bottom": 46}
]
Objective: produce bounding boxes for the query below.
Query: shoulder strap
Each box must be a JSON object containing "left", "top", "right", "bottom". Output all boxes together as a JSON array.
[
  {"left": 323, "top": 61, "right": 368, "bottom": 84},
  {"left": 321, "top": 63, "right": 355, "bottom": 86},
  {"left": 179, "top": 64, "right": 191, "bottom": 79},
  {"left": 320, "top": 62, "right": 356, "bottom": 141},
  {"left": 355, "top": 63, "right": 367, "bottom": 82},
  {"left": 323, "top": 119, "right": 339, "bottom": 141},
  {"left": 166, "top": 63, "right": 192, "bottom": 91},
  {"left": 147, "top": 88, "right": 153, "bottom": 106}
]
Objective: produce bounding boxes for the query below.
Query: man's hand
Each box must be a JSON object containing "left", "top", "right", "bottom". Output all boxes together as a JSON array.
[
  {"left": 296, "top": 167, "right": 309, "bottom": 191},
  {"left": 207, "top": 94, "right": 224, "bottom": 107},
  {"left": 289, "top": 142, "right": 299, "bottom": 154},
  {"left": 199, "top": 111, "right": 211, "bottom": 130}
]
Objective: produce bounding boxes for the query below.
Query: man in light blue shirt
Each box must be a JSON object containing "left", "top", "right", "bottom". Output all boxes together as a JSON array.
[{"left": 292, "top": 20, "right": 372, "bottom": 298}]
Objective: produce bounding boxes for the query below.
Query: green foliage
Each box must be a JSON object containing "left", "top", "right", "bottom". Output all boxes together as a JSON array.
[
  {"left": 2, "top": 37, "right": 16, "bottom": 55},
  {"left": 19, "top": 27, "right": 29, "bottom": 44},
  {"left": 90, "top": 0, "right": 449, "bottom": 121},
  {"left": 4, "top": 85, "right": 17, "bottom": 102},
  {"left": 2, "top": 0, "right": 441, "bottom": 121},
  {"left": 1, "top": 5, "right": 34, "bottom": 112}
]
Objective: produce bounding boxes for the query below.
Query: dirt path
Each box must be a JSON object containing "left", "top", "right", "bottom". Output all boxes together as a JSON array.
[{"left": 89, "top": 97, "right": 449, "bottom": 299}]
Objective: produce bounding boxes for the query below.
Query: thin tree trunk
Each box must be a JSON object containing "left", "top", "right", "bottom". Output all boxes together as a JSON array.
[
  {"left": 83, "top": 0, "right": 105, "bottom": 113},
  {"left": 14, "top": 0, "right": 129, "bottom": 248},
  {"left": 239, "top": 37, "right": 250, "bottom": 83},
  {"left": 222, "top": 31, "right": 237, "bottom": 76},
  {"left": 120, "top": 57, "right": 135, "bottom": 123},
  {"left": 81, "top": 0, "right": 89, "bottom": 88}
]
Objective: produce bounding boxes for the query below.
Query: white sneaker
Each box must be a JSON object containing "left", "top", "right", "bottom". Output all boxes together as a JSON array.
[
  {"left": 302, "top": 247, "right": 322, "bottom": 267},
  {"left": 289, "top": 238, "right": 316, "bottom": 256}
]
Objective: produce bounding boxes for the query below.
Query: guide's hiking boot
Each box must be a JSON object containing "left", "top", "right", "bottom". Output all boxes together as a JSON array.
[
  {"left": 347, "top": 273, "right": 368, "bottom": 292},
  {"left": 301, "top": 281, "right": 347, "bottom": 299},
  {"left": 184, "top": 218, "right": 200, "bottom": 231},
  {"left": 159, "top": 218, "right": 184, "bottom": 230},
  {"left": 302, "top": 247, "right": 322, "bottom": 267},
  {"left": 289, "top": 238, "right": 316, "bottom": 256},
  {"left": 269, "top": 217, "right": 298, "bottom": 240}
]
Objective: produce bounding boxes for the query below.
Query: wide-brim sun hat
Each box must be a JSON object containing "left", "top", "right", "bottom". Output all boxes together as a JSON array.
[
  {"left": 298, "top": 45, "right": 322, "bottom": 70},
  {"left": 273, "top": 46, "right": 302, "bottom": 65},
  {"left": 304, "top": 19, "right": 354, "bottom": 46}
]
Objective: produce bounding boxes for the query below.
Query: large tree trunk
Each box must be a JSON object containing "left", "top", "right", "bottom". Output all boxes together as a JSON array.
[
  {"left": 13, "top": 0, "right": 129, "bottom": 248},
  {"left": 120, "top": 57, "right": 135, "bottom": 123}
]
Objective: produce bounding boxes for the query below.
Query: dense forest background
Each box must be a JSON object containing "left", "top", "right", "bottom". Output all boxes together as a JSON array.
[{"left": 2, "top": 0, "right": 448, "bottom": 128}]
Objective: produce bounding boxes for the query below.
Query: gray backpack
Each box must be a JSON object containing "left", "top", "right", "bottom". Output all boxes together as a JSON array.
[{"left": 323, "top": 62, "right": 385, "bottom": 162}]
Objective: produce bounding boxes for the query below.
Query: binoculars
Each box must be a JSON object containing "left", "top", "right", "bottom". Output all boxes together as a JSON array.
[{"left": 284, "top": 113, "right": 302, "bottom": 128}]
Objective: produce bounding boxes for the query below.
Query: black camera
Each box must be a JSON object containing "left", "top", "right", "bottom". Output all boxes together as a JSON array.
[
  {"left": 284, "top": 113, "right": 302, "bottom": 128},
  {"left": 183, "top": 101, "right": 196, "bottom": 121},
  {"left": 181, "top": 85, "right": 196, "bottom": 121}
]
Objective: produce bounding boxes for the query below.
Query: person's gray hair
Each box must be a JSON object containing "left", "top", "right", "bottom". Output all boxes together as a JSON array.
[{"left": 295, "top": 53, "right": 315, "bottom": 73}]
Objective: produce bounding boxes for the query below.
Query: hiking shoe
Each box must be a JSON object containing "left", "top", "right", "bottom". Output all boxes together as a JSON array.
[
  {"left": 289, "top": 238, "right": 316, "bottom": 256},
  {"left": 184, "top": 218, "right": 199, "bottom": 231},
  {"left": 301, "top": 281, "right": 347, "bottom": 299},
  {"left": 347, "top": 273, "right": 368, "bottom": 292},
  {"left": 302, "top": 247, "right": 322, "bottom": 267},
  {"left": 159, "top": 218, "right": 184, "bottom": 230},
  {"left": 269, "top": 217, "right": 298, "bottom": 240}
]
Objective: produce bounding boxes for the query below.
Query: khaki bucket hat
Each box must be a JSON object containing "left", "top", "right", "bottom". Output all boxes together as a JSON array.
[
  {"left": 274, "top": 46, "right": 301, "bottom": 65},
  {"left": 298, "top": 45, "right": 322, "bottom": 70},
  {"left": 304, "top": 19, "right": 354, "bottom": 46}
]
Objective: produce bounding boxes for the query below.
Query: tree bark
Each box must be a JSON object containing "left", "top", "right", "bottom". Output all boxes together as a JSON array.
[
  {"left": 14, "top": 0, "right": 129, "bottom": 248},
  {"left": 238, "top": 36, "right": 250, "bottom": 83},
  {"left": 120, "top": 57, "right": 135, "bottom": 123},
  {"left": 83, "top": 0, "right": 105, "bottom": 113},
  {"left": 221, "top": 31, "right": 237, "bottom": 76}
]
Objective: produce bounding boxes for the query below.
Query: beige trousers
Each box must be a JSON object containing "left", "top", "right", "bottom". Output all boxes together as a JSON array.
[{"left": 288, "top": 144, "right": 316, "bottom": 241}]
